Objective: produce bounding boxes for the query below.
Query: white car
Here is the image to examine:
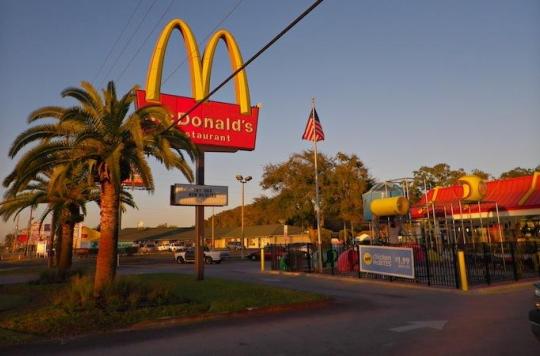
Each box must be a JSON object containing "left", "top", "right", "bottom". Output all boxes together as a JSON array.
[
  {"left": 170, "top": 243, "right": 187, "bottom": 252},
  {"left": 174, "top": 248, "right": 228, "bottom": 264},
  {"left": 157, "top": 244, "right": 170, "bottom": 251},
  {"left": 139, "top": 243, "right": 156, "bottom": 253}
]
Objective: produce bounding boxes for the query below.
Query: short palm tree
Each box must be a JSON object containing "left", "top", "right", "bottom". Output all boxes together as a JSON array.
[
  {"left": 1, "top": 171, "right": 87, "bottom": 272},
  {"left": 3, "top": 81, "right": 197, "bottom": 295}
]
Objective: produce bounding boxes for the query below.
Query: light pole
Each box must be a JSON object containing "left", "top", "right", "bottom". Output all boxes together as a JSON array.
[{"left": 236, "top": 175, "right": 252, "bottom": 259}]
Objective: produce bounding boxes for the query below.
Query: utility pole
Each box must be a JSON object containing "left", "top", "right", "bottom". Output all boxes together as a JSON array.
[
  {"left": 211, "top": 207, "right": 215, "bottom": 249},
  {"left": 195, "top": 152, "right": 205, "bottom": 280},
  {"left": 24, "top": 206, "right": 34, "bottom": 256},
  {"left": 13, "top": 215, "right": 20, "bottom": 254},
  {"left": 236, "top": 175, "right": 252, "bottom": 259}
]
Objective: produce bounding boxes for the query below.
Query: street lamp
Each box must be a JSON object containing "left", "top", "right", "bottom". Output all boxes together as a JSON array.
[{"left": 236, "top": 175, "right": 252, "bottom": 259}]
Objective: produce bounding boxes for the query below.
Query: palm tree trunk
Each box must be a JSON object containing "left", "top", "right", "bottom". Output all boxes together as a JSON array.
[
  {"left": 94, "top": 180, "right": 119, "bottom": 296},
  {"left": 55, "top": 225, "right": 63, "bottom": 267},
  {"left": 58, "top": 220, "right": 74, "bottom": 274},
  {"left": 47, "top": 211, "right": 57, "bottom": 269}
]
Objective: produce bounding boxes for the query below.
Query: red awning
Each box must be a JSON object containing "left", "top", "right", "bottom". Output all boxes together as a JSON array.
[{"left": 411, "top": 174, "right": 540, "bottom": 219}]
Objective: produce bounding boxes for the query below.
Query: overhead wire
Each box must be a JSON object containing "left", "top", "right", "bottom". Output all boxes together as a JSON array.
[
  {"left": 101, "top": 0, "right": 160, "bottom": 87},
  {"left": 160, "top": 0, "right": 325, "bottom": 134},
  {"left": 161, "top": 0, "right": 245, "bottom": 86},
  {"left": 116, "top": 0, "right": 176, "bottom": 83},
  {"left": 92, "top": 0, "right": 144, "bottom": 85}
]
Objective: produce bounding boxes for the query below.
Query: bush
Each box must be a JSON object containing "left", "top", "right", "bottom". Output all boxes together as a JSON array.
[
  {"left": 53, "top": 276, "right": 184, "bottom": 313},
  {"left": 32, "top": 268, "right": 86, "bottom": 285}
]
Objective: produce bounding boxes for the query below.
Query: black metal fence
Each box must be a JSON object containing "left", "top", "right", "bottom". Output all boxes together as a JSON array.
[{"left": 268, "top": 240, "right": 540, "bottom": 288}]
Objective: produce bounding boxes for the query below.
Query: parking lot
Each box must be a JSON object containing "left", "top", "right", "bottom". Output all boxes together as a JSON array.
[{"left": 2, "top": 252, "right": 539, "bottom": 355}]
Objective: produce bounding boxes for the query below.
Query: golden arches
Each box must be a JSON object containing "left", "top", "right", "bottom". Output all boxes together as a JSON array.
[
  {"left": 202, "top": 30, "right": 251, "bottom": 114},
  {"left": 145, "top": 19, "right": 251, "bottom": 114},
  {"left": 146, "top": 19, "right": 203, "bottom": 102}
]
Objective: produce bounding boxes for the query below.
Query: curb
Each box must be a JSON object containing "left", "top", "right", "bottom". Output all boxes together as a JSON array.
[
  {"left": 265, "top": 270, "right": 540, "bottom": 295},
  {"left": 0, "top": 299, "right": 332, "bottom": 350},
  {"left": 467, "top": 279, "right": 539, "bottom": 295},
  {"left": 125, "top": 298, "right": 332, "bottom": 331}
]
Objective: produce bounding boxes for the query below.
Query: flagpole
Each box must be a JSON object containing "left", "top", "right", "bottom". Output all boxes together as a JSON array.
[{"left": 312, "top": 98, "right": 323, "bottom": 273}]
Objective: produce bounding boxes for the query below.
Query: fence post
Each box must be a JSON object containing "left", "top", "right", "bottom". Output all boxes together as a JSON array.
[
  {"left": 535, "top": 241, "right": 540, "bottom": 277},
  {"left": 510, "top": 242, "right": 518, "bottom": 281},
  {"left": 306, "top": 244, "right": 311, "bottom": 273},
  {"left": 483, "top": 243, "right": 491, "bottom": 285},
  {"left": 457, "top": 250, "right": 468, "bottom": 291},
  {"left": 452, "top": 244, "right": 460, "bottom": 289},
  {"left": 423, "top": 244, "right": 431, "bottom": 286},
  {"left": 260, "top": 247, "right": 265, "bottom": 272},
  {"left": 329, "top": 249, "right": 335, "bottom": 275},
  {"left": 357, "top": 244, "right": 361, "bottom": 279}
]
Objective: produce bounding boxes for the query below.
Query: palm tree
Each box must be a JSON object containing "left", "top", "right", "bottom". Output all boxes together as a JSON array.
[
  {"left": 3, "top": 81, "right": 197, "bottom": 295},
  {"left": 1, "top": 171, "right": 85, "bottom": 273}
]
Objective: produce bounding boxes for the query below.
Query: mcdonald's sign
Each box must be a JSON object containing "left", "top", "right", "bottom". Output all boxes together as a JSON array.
[{"left": 135, "top": 19, "right": 259, "bottom": 152}]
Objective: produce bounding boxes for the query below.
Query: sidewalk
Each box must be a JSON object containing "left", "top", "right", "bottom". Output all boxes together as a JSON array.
[{"left": 265, "top": 269, "right": 539, "bottom": 295}]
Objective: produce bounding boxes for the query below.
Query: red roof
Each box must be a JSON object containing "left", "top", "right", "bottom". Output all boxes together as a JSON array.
[{"left": 411, "top": 174, "right": 540, "bottom": 219}]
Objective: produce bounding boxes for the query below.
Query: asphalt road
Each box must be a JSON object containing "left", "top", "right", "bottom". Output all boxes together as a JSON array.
[{"left": 4, "top": 258, "right": 540, "bottom": 355}]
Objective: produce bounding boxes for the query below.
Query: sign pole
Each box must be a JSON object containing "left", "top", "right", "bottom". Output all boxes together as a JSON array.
[{"left": 195, "top": 151, "right": 205, "bottom": 280}]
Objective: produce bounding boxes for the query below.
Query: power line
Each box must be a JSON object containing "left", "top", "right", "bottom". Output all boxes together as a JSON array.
[
  {"left": 93, "top": 0, "right": 144, "bottom": 85},
  {"left": 102, "top": 0, "right": 160, "bottom": 87},
  {"left": 162, "top": 0, "right": 244, "bottom": 86},
  {"left": 116, "top": 0, "right": 176, "bottom": 83},
  {"left": 160, "top": 0, "right": 325, "bottom": 134}
]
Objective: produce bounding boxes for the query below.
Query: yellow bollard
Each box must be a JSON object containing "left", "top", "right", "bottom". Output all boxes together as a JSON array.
[
  {"left": 457, "top": 250, "right": 468, "bottom": 291},
  {"left": 260, "top": 247, "right": 265, "bottom": 272}
]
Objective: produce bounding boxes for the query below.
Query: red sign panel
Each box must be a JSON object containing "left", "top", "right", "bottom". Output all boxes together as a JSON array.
[{"left": 135, "top": 90, "right": 259, "bottom": 152}]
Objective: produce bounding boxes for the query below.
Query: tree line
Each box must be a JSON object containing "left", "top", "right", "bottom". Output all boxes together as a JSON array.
[{"left": 209, "top": 155, "right": 539, "bottom": 235}]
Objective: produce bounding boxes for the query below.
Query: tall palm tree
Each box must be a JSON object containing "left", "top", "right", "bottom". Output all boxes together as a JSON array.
[{"left": 3, "top": 81, "right": 197, "bottom": 295}]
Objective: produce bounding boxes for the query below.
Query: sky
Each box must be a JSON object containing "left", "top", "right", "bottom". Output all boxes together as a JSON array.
[{"left": 1, "top": 0, "right": 539, "bottom": 239}]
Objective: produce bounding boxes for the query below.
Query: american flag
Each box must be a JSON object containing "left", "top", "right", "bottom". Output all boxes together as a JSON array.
[{"left": 302, "top": 107, "right": 325, "bottom": 142}]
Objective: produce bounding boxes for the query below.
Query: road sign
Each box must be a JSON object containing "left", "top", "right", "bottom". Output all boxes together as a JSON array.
[
  {"left": 359, "top": 245, "right": 415, "bottom": 279},
  {"left": 170, "top": 184, "right": 228, "bottom": 206}
]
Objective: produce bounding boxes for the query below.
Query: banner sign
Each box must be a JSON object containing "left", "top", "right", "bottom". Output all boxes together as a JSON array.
[
  {"left": 170, "top": 184, "right": 228, "bottom": 206},
  {"left": 136, "top": 90, "right": 258, "bottom": 152},
  {"left": 359, "top": 245, "right": 415, "bottom": 279}
]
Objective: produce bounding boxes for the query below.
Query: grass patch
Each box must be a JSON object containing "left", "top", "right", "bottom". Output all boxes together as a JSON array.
[
  {"left": 0, "top": 266, "right": 48, "bottom": 276},
  {"left": 0, "top": 294, "right": 28, "bottom": 312},
  {"left": 0, "top": 273, "right": 324, "bottom": 346}
]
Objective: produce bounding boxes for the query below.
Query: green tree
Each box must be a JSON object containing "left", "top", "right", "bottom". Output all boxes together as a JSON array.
[
  {"left": 410, "top": 163, "right": 466, "bottom": 202},
  {"left": 499, "top": 167, "right": 537, "bottom": 179},
  {"left": 331, "top": 152, "right": 373, "bottom": 238},
  {"left": 2, "top": 81, "right": 197, "bottom": 295},
  {"left": 261, "top": 150, "right": 334, "bottom": 228},
  {"left": 470, "top": 168, "right": 491, "bottom": 180}
]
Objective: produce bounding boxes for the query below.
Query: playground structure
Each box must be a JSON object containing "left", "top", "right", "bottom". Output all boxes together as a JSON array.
[
  {"left": 361, "top": 174, "right": 540, "bottom": 249},
  {"left": 362, "top": 178, "right": 415, "bottom": 244},
  {"left": 410, "top": 173, "right": 540, "bottom": 247}
]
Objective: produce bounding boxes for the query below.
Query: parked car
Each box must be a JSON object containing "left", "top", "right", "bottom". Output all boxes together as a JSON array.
[
  {"left": 139, "top": 243, "right": 156, "bottom": 253},
  {"left": 227, "top": 241, "right": 242, "bottom": 250},
  {"left": 247, "top": 248, "right": 273, "bottom": 261},
  {"left": 174, "top": 248, "right": 229, "bottom": 264},
  {"left": 170, "top": 242, "right": 187, "bottom": 252},
  {"left": 529, "top": 282, "right": 540, "bottom": 341},
  {"left": 157, "top": 243, "right": 170, "bottom": 252}
]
